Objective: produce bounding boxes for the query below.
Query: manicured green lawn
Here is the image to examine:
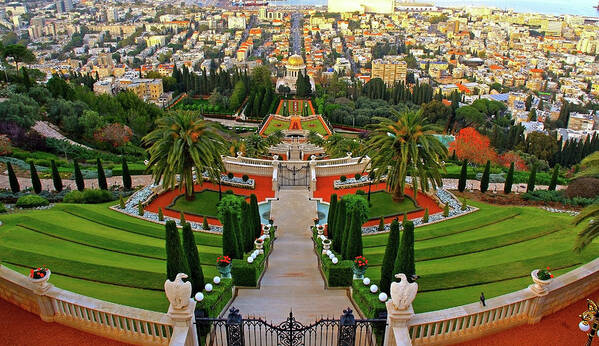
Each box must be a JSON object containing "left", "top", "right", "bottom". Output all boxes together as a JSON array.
[
  {"left": 0, "top": 202, "right": 223, "bottom": 312},
  {"left": 367, "top": 191, "right": 419, "bottom": 219},
  {"left": 300, "top": 118, "right": 328, "bottom": 135},
  {"left": 359, "top": 201, "right": 599, "bottom": 313},
  {"left": 262, "top": 118, "right": 289, "bottom": 135},
  {"left": 169, "top": 190, "right": 244, "bottom": 218}
]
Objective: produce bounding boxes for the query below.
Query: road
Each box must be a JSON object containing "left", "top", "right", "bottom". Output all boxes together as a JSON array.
[{"left": 290, "top": 12, "right": 302, "bottom": 55}]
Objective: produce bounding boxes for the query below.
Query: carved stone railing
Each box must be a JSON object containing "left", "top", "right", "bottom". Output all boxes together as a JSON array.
[
  {"left": 402, "top": 258, "right": 599, "bottom": 345},
  {"left": 0, "top": 265, "right": 187, "bottom": 346}
]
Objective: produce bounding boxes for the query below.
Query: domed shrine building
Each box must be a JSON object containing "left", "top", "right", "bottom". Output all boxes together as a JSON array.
[{"left": 276, "top": 54, "right": 315, "bottom": 94}]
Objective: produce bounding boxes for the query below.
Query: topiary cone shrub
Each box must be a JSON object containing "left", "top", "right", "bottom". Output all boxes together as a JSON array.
[
  {"left": 138, "top": 201, "right": 144, "bottom": 216},
  {"left": 74, "top": 159, "right": 84, "bottom": 191},
  {"left": 443, "top": 204, "right": 449, "bottom": 217},
  {"left": 119, "top": 194, "right": 125, "bottom": 209},
  {"left": 7, "top": 162, "right": 20, "bottom": 193},
  {"left": 354, "top": 173, "right": 361, "bottom": 180},
  {"left": 29, "top": 161, "right": 42, "bottom": 194},
  {"left": 202, "top": 215, "right": 209, "bottom": 230},
  {"left": 340, "top": 175, "right": 347, "bottom": 182},
  {"left": 158, "top": 207, "right": 164, "bottom": 221},
  {"left": 422, "top": 208, "right": 429, "bottom": 223},
  {"left": 461, "top": 198, "right": 468, "bottom": 211}
]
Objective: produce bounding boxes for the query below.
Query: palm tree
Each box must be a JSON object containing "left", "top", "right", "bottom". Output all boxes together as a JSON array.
[
  {"left": 573, "top": 205, "right": 599, "bottom": 253},
  {"left": 362, "top": 110, "right": 447, "bottom": 201},
  {"left": 143, "top": 112, "right": 225, "bottom": 200},
  {"left": 573, "top": 152, "right": 599, "bottom": 252}
]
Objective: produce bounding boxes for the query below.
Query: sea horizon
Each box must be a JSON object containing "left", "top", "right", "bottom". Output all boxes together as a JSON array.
[{"left": 267, "top": 0, "right": 599, "bottom": 17}]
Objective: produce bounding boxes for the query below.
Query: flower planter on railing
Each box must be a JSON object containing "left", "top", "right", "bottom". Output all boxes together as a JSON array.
[{"left": 529, "top": 268, "right": 553, "bottom": 296}]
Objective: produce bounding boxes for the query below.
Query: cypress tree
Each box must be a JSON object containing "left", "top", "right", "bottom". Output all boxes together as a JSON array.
[
  {"left": 378, "top": 216, "right": 385, "bottom": 232},
  {"left": 504, "top": 162, "right": 514, "bottom": 194},
  {"left": 443, "top": 204, "right": 449, "bottom": 217},
  {"left": 333, "top": 199, "right": 347, "bottom": 254},
  {"left": 119, "top": 194, "right": 126, "bottom": 209},
  {"left": 422, "top": 208, "right": 429, "bottom": 223},
  {"left": 96, "top": 159, "right": 107, "bottom": 190},
  {"left": 548, "top": 165, "right": 559, "bottom": 191},
  {"left": 158, "top": 207, "right": 164, "bottom": 221},
  {"left": 138, "top": 201, "right": 144, "bottom": 216},
  {"left": 202, "top": 215, "right": 209, "bottom": 230},
  {"left": 180, "top": 211, "right": 186, "bottom": 225},
  {"left": 165, "top": 220, "right": 189, "bottom": 281},
  {"left": 29, "top": 162, "right": 41, "bottom": 194},
  {"left": 458, "top": 159, "right": 468, "bottom": 192},
  {"left": 122, "top": 157, "right": 132, "bottom": 191},
  {"left": 222, "top": 209, "right": 241, "bottom": 259},
  {"left": 233, "top": 210, "right": 244, "bottom": 256},
  {"left": 393, "top": 221, "right": 415, "bottom": 281},
  {"left": 327, "top": 194, "right": 337, "bottom": 239},
  {"left": 182, "top": 222, "right": 205, "bottom": 294},
  {"left": 480, "top": 160, "right": 490, "bottom": 193},
  {"left": 240, "top": 202, "right": 252, "bottom": 252},
  {"left": 527, "top": 165, "right": 537, "bottom": 193},
  {"left": 250, "top": 194, "right": 261, "bottom": 239},
  {"left": 380, "top": 218, "right": 400, "bottom": 294},
  {"left": 346, "top": 210, "right": 363, "bottom": 260},
  {"left": 51, "top": 160, "right": 62, "bottom": 192},
  {"left": 6, "top": 162, "right": 20, "bottom": 193},
  {"left": 342, "top": 208, "right": 354, "bottom": 259},
  {"left": 74, "top": 159, "right": 84, "bottom": 191}
]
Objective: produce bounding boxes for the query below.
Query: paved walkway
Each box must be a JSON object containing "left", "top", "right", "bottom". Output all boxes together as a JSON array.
[
  {"left": 230, "top": 188, "right": 354, "bottom": 323},
  {"left": 0, "top": 174, "right": 154, "bottom": 191}
]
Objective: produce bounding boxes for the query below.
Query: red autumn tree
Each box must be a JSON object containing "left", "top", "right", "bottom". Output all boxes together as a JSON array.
[
  {"left": 497, "top": 151, "right": 528, "bottom": 171},
  {"left": 449, "top": 127, "right": 497, "bottom": 165},
  {"left": 94, "top": 123, "right": 133, "bottom": 148}
]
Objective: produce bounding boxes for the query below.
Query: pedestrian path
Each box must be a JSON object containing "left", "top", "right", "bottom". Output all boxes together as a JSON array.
[{"left": 229, "top": 188, "right": 354, "bottom": 323}]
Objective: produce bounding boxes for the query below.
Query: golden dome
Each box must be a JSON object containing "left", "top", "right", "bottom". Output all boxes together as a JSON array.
[{"left": 287, "top": 54, "right": 304, "bottom": 67}]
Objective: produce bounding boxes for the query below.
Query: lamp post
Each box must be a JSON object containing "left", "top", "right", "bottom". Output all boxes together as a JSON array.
[{"left": 579, "top": 299, "right": 599, "bottom": 346}]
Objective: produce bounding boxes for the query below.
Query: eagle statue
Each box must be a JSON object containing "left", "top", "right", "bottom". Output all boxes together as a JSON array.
[
  {"left": 164, "top": 273, "right": 192, "bottom": 310},
  {"left": 390, "top": 273, "right": 418, "bottom": 311}
]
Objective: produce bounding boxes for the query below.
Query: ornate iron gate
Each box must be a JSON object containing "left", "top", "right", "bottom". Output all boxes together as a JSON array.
[
  {"left": 196, "top": 307, "right": 386, "bottom": 346},
  {"left": 278, "top": 165, "right": 309, "bottom": 187}
]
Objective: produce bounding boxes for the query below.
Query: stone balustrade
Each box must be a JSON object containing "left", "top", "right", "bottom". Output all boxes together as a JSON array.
[
  {"left": 0, "top": 265, "right": 177, "bottom": 346},
  {"left": 402, "top": 258, "right": 599, "bottom": 345}
]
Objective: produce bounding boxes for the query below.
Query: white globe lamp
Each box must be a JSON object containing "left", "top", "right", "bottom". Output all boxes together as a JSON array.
[
  {"left": 363, "top": 277, "right": 371, "bottom": 286},
  {"left": 204, "top": 283, "right": 213, "bottom": 292},
  {"left": 194, "top": 292, "right": 204, "bottom": 302},
  {"left": 378, "top": 292, "right": 388, "bottom": 302},
  {"left": 332, "top": 257, "right": 338, "bottom": 264},
  {"left": 213, "top": 276, "right": 221, "bottom": 284},
  {"left": 370, "top": 284, "right": 378, "bottom": 293}
]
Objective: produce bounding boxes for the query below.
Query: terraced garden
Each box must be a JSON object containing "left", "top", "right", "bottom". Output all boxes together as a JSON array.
[
  {"left": 361, "top": 201, "right": 599, "bottom": 312},
  {"left": 0, "top": 202, "right": 223, "bottom": 312}
]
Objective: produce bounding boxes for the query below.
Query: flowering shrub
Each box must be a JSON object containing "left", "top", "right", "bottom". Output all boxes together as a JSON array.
[
  {"left": 0, "top": 135, "right": 12, "bottom": 155},
  {"left": 497, "top": 151, "right": 528, "bottom": 171},
  {"left": 449, "top": 127, "right": 497, "bottom": 165},
  {"left": 354, "top": 256, "right": 368, "bottom": 269},
  {"left": 216, "top": 256, "right": 232, "bottom": 267},
  {"left": 537, "top": 267, "right": 554, "bottom": 280},
  {"left": 30, "top": 266, "right": 48, "bottom": 279},
  {"left": 94, "top": 123, "right": 133, "bottom": 148}
]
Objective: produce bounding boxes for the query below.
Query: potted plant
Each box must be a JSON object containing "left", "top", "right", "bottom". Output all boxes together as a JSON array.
[
  {"left": 530, "top": 267, "right": 554, "bottom": 295},
  {"left": 254, "top": 238, "right": 264, "bottom": 254},
  {"left": 316, "top": 224, "right": 324, "bottom": 236},
  {"left": 29, "top": 265, "right": 51, "bottom": 292},
  {"left": 353, "top": 256, "right": 368, "bottom": 279},
  {"left": 216, "top": 256, "right": 232, "bottom": 278}
]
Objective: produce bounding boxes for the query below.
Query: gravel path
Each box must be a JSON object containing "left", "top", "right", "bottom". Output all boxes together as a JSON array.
[{"left": 31, "top": 121, "right": 93, "bottom": 149}]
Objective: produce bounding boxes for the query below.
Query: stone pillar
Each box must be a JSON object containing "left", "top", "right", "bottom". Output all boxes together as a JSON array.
[
  {"left": 165, "top": 274, "right": 198, "bottom": 346},
  {"left": 383, "top": 274, "right": 418, "bottom": 346},
  {"left": 30, "top": 269, "right": 56, "bottom": 322},
  {"left": 272, "top": 158, "right": 279, "bottom": 192},
  {"left": 309, "top": 158, "right": 317, "bottom": 191},
  {"left": 527, "top": 269, "right": 552, "bottom": 324}
]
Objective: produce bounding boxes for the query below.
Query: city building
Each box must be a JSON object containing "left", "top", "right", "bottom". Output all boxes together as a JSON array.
[
  {"left": 371, "top": 57, "right": 407, "bottom": 86},
  {"left": 327, "top": 0, "right": 394, "bottom": 14}
]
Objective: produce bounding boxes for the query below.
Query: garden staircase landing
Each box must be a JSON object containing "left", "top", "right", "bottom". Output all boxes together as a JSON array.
[{"left": 229, "top": 189, "right": 354, "bottom": 322}]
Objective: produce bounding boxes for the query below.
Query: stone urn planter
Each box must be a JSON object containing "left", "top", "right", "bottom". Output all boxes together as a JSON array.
[
  {"left": 322, "top": 238, "right": 332, "bottom": 254},
  {"left": 30, "top": 269, "right": 51, "bottom": 294},
  {"left": 316, "top": 225, "right": 324, "bottom": 236},
  {"left": 263, "top": 225, "right": 271, "bottom": 238},
  {"left": 352, "top": 265, "right": 366, "bottom": 280},
  {"left": 255, "top": 238, "right": 264, "bottom": 254},
  {"left": 529, "top": 269, "right": 552, "bottom": 296},
  {"left": 217, "top": 264, "right": 232, "bottom": 279}
]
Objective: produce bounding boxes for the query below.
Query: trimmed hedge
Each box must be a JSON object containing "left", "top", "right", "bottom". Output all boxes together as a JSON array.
[
  {"left": 112, "top": 163, "right": 147, "bottom": 176},
  {"left": 231, "top": 259, "right": 259, "bottom": 286},
  {"left": 63, "top": 189, "right": 114, "bottom": 204},
  {"left": 198, "top": 278, "right": 232, "bottom": 318},
  {"left": 16, "top": 194, "right": 49, "bottom": 208},
  {"left": 352, "top": 280, "right": 386, "bottom": 318},
  {"left": 314, "top": 229, "right": 353, "bottom": 287}
]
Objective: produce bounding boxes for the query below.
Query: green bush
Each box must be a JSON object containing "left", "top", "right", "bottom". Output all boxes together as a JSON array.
[
  {"left": 63, "top": 190, "right": 84, "bottom": 203},
  {"left": 355, "top": 173, "right": 362, "bottom": 180},
  {"left": 16, "top": 194, "right": 49, "bottom": 208},
  {"left": 522, "top": 190, "right": 599, "bottom": 207},
  {"left": 112, "top": 163, "right": 147, "bottom": 176},
  {"left": 443, "top": 204, "right": 449, "bottom": 217},
  {"left": 352, "top": 280, "right": 386, "bottom": 318},
  {"left": 0, "top": 203, "right": 6, "bottom": 213},
  {"left": 231, "top": 259, "right": 259, "bottom": 286},
  {"left": 63, "top": 189, "right": 114, "bottom": 204},
  {"left": 340, "top": 175, "right": 347, "bottom": 182},
  {"left": 197, "top": 278, "right": 232, "bottom": 318},
  {"left": 227, "top": 172, "right": 234, "bottom": 179},
  {"left": 321, "top": 254, "right": 353, "bottom": 287},
  {"left": 242, "top": 174, "right": 249, "bottom": 182}
]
